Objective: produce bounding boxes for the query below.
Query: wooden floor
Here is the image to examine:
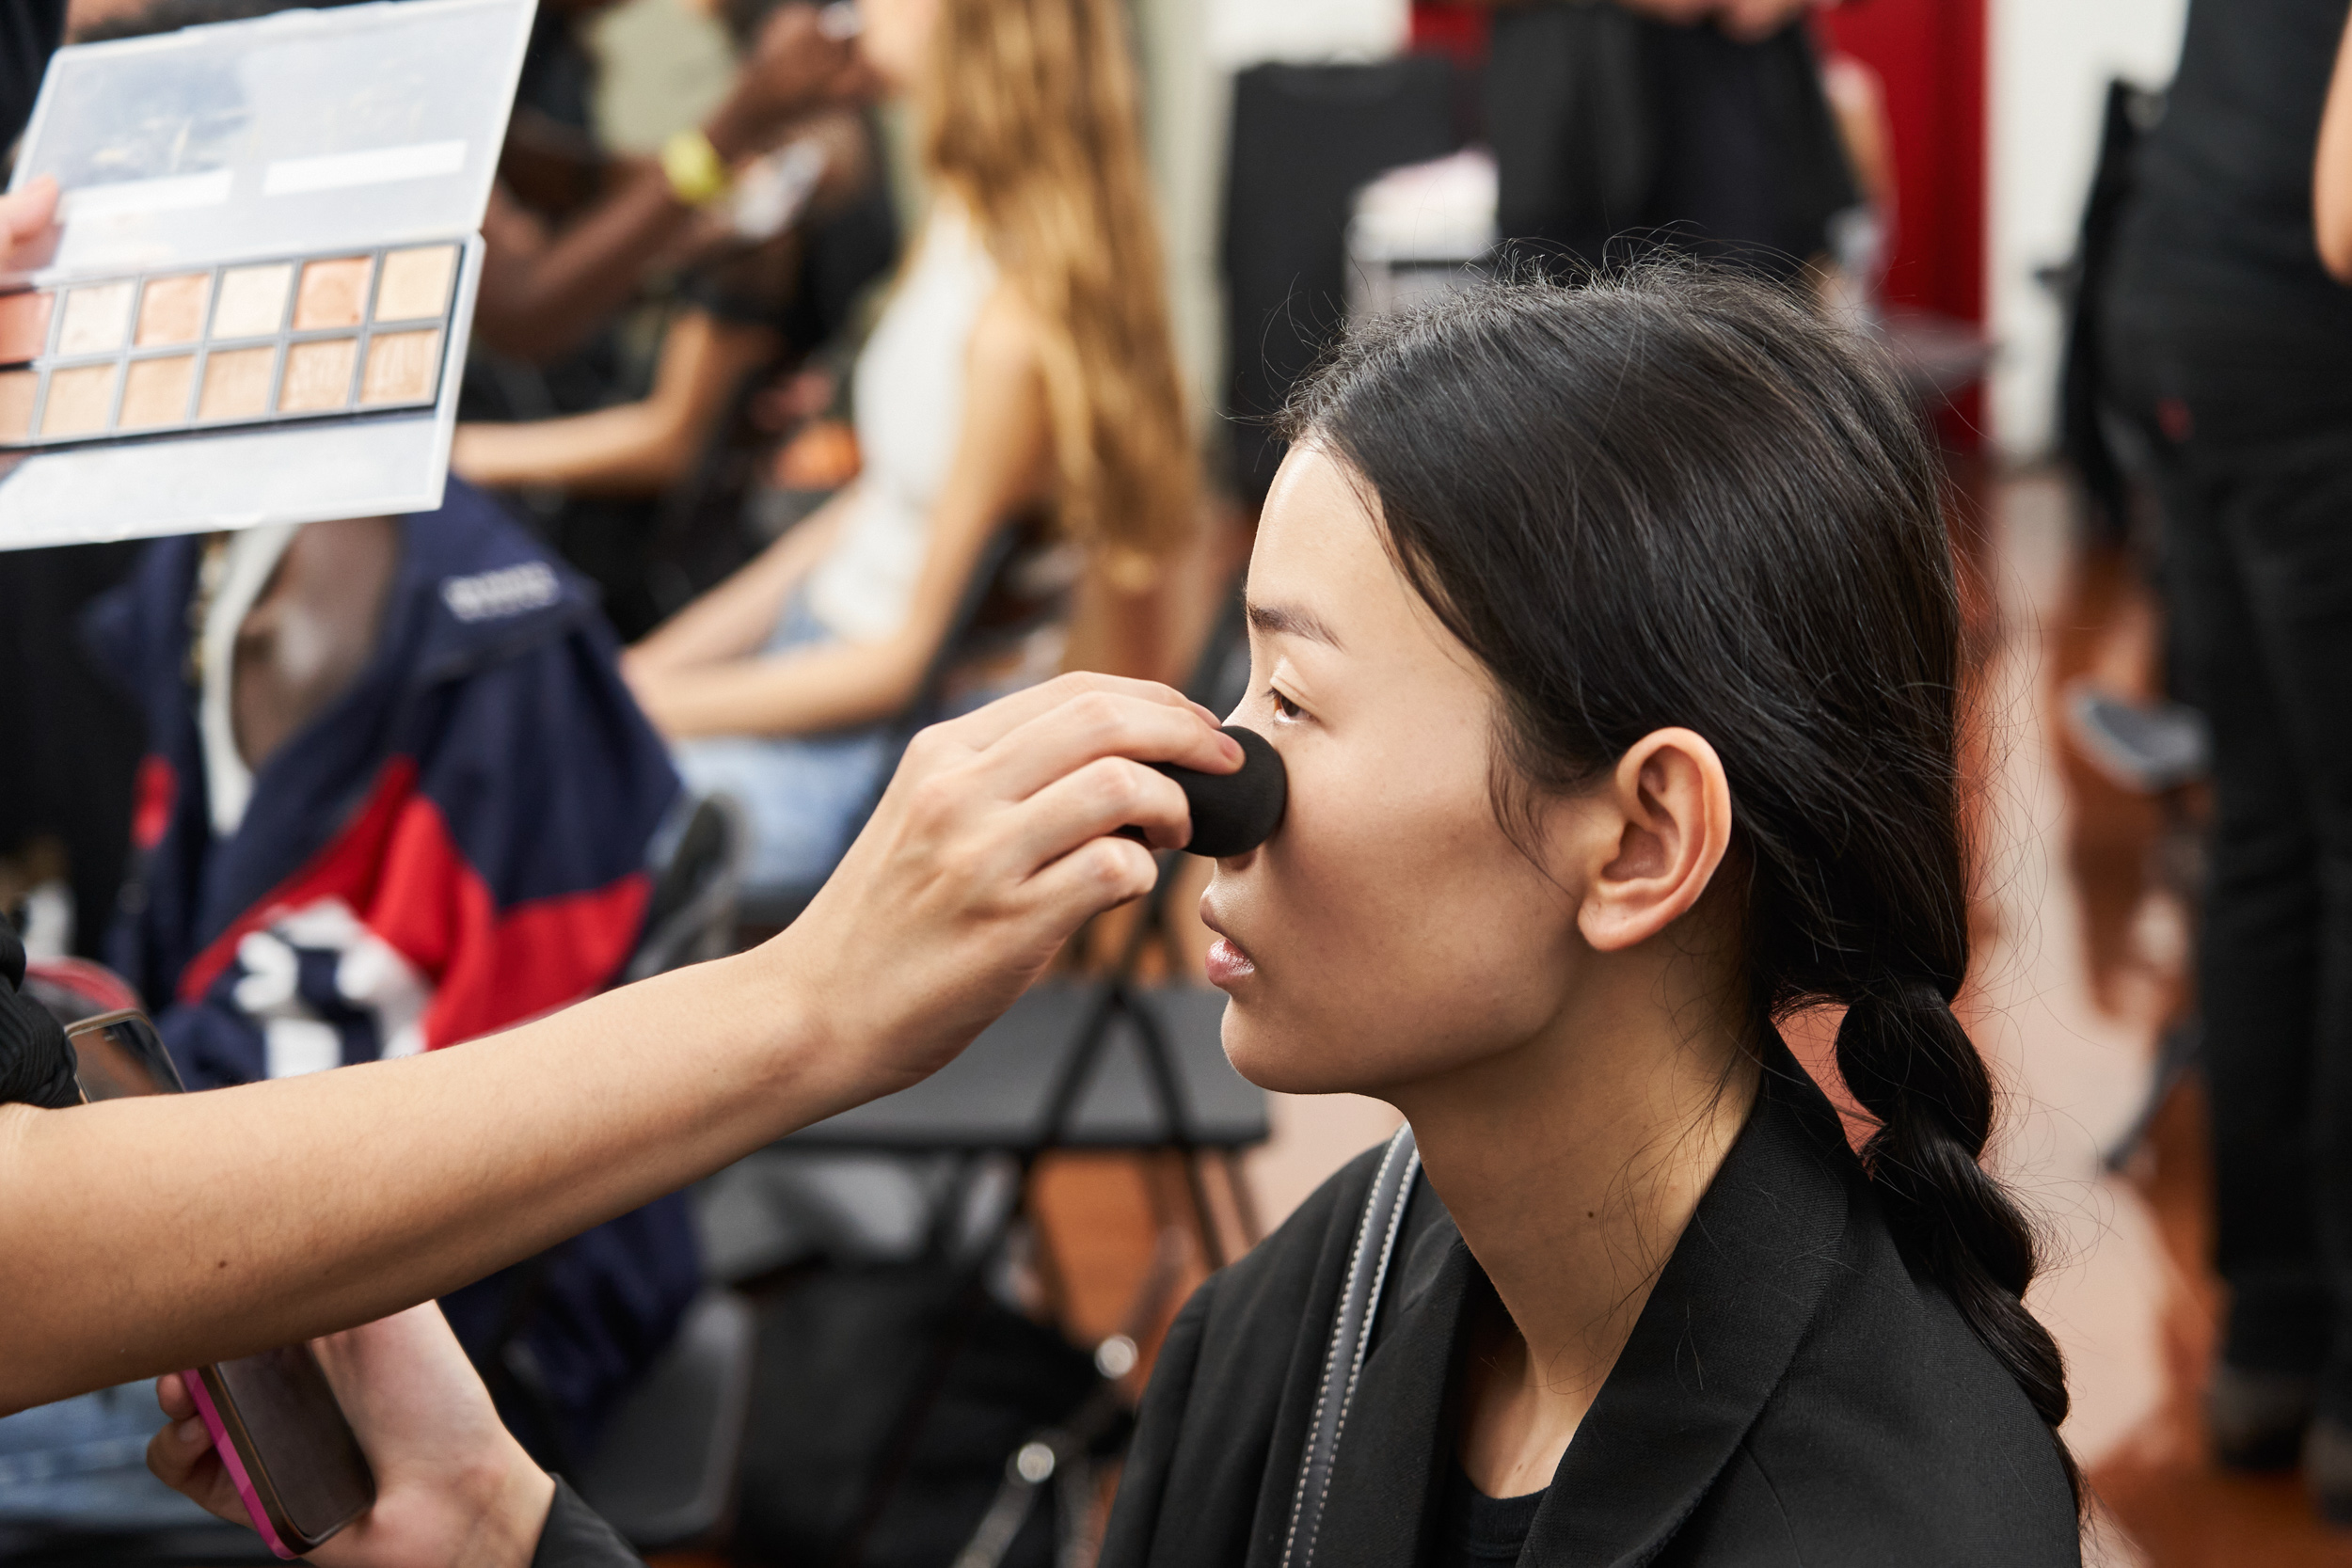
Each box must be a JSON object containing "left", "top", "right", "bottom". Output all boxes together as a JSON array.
[{"left": 662, "top": 468, "right": 2352, "bottom": 1565}]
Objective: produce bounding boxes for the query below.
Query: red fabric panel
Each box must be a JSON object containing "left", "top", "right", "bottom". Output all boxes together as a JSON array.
[
  {"left": 131, "top": 755, "right": 177, "bottom": 852},
  {"left": 177, "top": 761, "right": 422, "bottom": 1004},
  {"left": 1818, "top": 0, "right": 1988, "bottom": 440},
  {"left": 362, "top": 795, "right": 649, "bottom": 1048},
  {"left": 1411, "top": 1, "right": 1490, "bottom": 64},
  {"left": 177, "top": 759, "right": 650, "bottom": 1048}
]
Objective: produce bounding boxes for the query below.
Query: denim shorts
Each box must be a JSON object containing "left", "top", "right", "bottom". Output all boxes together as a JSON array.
[
  {"left": 0, "top": 1382, "right": 214, "bottom": 1527},
  {"left": 670, "top": 591, "right": 895, "bottom": 898}
]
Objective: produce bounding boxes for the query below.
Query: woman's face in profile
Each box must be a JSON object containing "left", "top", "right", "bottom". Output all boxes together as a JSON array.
[{"left": 1203, "top": 446, "right": 1593, "bottom": 1098}]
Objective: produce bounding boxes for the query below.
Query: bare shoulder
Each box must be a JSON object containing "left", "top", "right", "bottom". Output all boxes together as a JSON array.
[{"left": 964, "top": 280, "right": 1046, "bottom": 388}]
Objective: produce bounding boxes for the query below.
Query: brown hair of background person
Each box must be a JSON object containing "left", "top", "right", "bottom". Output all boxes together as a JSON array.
[{"left": 921, "top": 0, "right": 1195, "bottom": 581}]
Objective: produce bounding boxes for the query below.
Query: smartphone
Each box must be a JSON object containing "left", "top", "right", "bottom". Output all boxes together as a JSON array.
[{"left": 66, "top": 1009, "right": 378, "bottom": 1559}]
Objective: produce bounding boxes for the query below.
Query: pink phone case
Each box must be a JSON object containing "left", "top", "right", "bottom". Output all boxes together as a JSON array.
[{"left": 181, "top": 1369, "right": 299, "bottom": 1560}]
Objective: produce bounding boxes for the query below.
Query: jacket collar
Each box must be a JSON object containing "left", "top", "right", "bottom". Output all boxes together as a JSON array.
[{"left": 1311, "top": 1036, "right": 1858, "bottom": 1567}]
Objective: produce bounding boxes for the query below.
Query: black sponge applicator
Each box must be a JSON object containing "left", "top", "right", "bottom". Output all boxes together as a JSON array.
[{"left": 1120, "top": 725, "right": 1287, "bottom": 857}]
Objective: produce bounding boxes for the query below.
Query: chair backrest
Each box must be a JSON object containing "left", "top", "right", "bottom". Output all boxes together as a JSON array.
[
  {"left": 624, "top": 794, "right": 748, "bottom": 983},
  {"left": 576, "top": 1288, "right": 759, "bottom": 1551}
]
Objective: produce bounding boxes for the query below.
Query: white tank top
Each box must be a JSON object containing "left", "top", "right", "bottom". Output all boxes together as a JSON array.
[{"left": 803, "top": 198, "right": 1000, "bottom": 643}]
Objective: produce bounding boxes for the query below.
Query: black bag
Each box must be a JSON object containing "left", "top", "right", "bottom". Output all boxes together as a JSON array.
[{"left": 732, "top": 1263, "right": 1101, "bottom": 1568}]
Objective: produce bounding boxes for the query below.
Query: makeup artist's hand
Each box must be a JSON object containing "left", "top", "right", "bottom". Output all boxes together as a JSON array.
[
  {"left": 0, "top": 176, "right": 58, "bottom": 269},
  {"left": 150, "top": 1305, "right": 554, "bottom": 1568},
  {"left": 705, "top": 4, "right": 873, "bottom": 161},
  {"left": 770, "top": 673, "right": 1240, "bottom": 1098}
]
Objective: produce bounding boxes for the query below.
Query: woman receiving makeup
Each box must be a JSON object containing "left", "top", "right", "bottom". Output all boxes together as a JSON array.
[
  {"left": 149, "top": 270, "right": 2083, "bottom": 1566},
  {"left": 1098, "top": 271, "right": 2082, "bottom": 1566}
]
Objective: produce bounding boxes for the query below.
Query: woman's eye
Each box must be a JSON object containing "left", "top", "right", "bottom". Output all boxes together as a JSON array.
[{"left": 1268, "top": 687, "right": 1303, "bottom": 721}]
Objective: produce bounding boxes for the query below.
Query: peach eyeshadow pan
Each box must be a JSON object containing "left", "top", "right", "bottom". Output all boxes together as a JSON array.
[
  {"left": 57, "top": 281, "right": 134, "bottom": 356},
  {"left": 213, "top": 264, "right": 293, "bottom": 339},
  {"left": 279, "top": 338, "right": 358, "bottom": 412},
  {"left": 0, "top": 371, "right": 35, "bottom": 441},
  {"left": 294, "top": 256, "right": 372, "bottom": 331},
  {"left": 118, "top": 356, "right": 196, "bottom": 430},
  {"left": 0, "top": 293, "right": 52, "bottom": 364},
  {"left": 373, "top": 245, "right": 457, "bottom": 322},
  {"left": 199, "top": 345, "right": 277, "bottom": 421},
  {"left": 359, "top": 329, "right": 441, "bottom": 406},
  {"left": 136, "top": 274, "right": 211, "bottom": 347},
  {"left": 41, "top": 363, "right": 118, "bottom": 436}
]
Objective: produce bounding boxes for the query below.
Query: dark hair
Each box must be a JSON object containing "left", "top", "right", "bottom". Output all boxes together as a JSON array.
[{"left": 1283, "top": 265, "right": 2078, "bottom": 1505}]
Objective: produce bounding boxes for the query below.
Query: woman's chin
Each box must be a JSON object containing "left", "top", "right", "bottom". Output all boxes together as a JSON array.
[{"left": 1217, "top": 1010, "right": 1358, "bottom": 1097}]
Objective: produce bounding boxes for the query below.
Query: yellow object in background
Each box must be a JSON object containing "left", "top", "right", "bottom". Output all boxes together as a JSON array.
[{"left": 661, "top": 127, "right": 732, "bottom": 207}]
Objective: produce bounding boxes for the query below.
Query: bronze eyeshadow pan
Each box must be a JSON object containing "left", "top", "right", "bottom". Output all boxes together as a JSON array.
[{"left": 0, "top": 241, "right": 460, "bottom": 449}]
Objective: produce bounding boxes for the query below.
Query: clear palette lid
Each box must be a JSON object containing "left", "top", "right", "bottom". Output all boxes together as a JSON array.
[{"left": 8, "top": 0, "right": 536, "bottom": 281}]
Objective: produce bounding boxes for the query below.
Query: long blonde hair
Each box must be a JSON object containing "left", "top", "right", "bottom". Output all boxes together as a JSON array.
[{"left": 921, "top": 0, "right": 1196, "bottom": 574}]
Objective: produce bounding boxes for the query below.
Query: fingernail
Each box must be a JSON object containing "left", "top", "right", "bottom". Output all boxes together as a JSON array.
[
  {"left": 1223, "top": 735, "right": 1244, "bottom": 763},
  {"left": 176, "top": 1418, "right": 206, "bottom": 1446}
]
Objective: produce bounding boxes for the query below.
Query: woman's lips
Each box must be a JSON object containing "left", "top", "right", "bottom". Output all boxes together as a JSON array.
[{"left": 1204, "top": 935, "right": 1256, "bottom": 989}]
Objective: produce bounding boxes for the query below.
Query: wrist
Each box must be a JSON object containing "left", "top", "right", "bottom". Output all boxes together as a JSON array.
[
  {"left": 456, "top": 1443, "right": 555, "bottom": 1568},
  {"left": 727, "top": 931, "right": 879, "bottom": 1124},
  {"left": 700, "top": 103, "right": 757, "bottom": 166}
]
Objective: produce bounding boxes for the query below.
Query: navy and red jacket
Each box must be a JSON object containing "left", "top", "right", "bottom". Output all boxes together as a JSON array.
[{"left": 85, "top": 481, "right": 696, "bottom": 1459}]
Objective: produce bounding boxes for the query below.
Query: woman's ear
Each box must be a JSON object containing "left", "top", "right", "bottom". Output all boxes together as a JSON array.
[{"left": 1571, "top": 727, "right": 1734, "bottom": 953}]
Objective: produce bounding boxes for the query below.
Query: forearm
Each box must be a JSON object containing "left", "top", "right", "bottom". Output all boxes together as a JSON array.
[
  {"left": 635, "top": 632, "right": 924, "bottom": 739},
  {"left": 453, "top": 404, "right": 696, "bottom": 495},
  {"left": 471, "top": 166, "right": 699, "bottom": 365},
  {"left": 628, "top": 496, "right": 851, "bottom": 676},
  {"left": 0, "top": 945, "right": 857, "bottom": 1412}
]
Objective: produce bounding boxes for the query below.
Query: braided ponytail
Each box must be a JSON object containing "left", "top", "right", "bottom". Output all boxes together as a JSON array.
[
  {"left": 1286, "top": 261, "right": 2080, "bottom": 1510},
  {"left": 1836, "top": 978, "right": 2079, "bottom": 1501}
]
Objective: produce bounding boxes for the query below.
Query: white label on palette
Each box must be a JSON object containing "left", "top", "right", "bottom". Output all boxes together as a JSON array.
[
  {"left": 59, "top": 170, "right": 235, "bottom": 222},
  {"left": 262, "top": 141, "right": 468, "bottom": 198}
]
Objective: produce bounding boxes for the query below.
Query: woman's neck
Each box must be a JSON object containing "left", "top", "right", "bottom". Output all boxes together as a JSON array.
[{"left": 1389, "top": 966, "right": 1758, "bottom": 1497}]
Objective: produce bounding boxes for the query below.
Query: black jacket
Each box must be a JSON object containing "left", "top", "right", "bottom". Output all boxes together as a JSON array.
[{"left": 1100, "top": 1042, "right": 2082, "bottom": 1567}]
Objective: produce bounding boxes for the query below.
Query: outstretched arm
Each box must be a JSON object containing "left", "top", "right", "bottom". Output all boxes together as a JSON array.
[
  {"left": 452, "top": 309, "right": 781, "bottom": 494},
  {"left": 626, "top": 282, "right": 1053, "bottom": 740},
  {"left": 470, "top": 3, "right": 868, "bottom": 363},
  {"left": 0, "top": 675, "right": 1240, "bottom": 1413}
]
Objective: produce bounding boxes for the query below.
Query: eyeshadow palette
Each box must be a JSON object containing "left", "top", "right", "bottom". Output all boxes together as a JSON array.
[
  {"left": 0, "top": 244, "right": 459, "bottom": 447},
  {"left": 0, "top": 0, "right": 532, "bottom": 551}
]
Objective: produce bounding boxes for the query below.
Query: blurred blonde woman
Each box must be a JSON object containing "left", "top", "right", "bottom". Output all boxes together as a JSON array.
[{"left": 472, "top": 0, "right": 1195, "bottom": 897}]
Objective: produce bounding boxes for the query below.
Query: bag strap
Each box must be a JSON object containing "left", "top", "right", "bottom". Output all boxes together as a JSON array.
[{"left": 1280, "top": 1122, "right": 1421, "bottom": 1568}]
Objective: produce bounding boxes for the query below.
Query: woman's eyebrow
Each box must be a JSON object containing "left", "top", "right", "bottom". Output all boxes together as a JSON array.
[{"left": 1246, "top": 599, "right": 1344, "bottom": 649}]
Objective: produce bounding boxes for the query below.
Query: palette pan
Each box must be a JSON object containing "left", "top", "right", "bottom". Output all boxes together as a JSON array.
[{"left": 0, "top": 242, "right": 458, "bottom": 448}]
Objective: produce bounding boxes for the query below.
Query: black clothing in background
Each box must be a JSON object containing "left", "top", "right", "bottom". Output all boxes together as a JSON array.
[
  {"left": 0, "top": 0, "right": 63, "bottom": 152},
  {"left": 1098, "top": 1038, "right": 2081, "bottom": 1568},
  {"left": 0, "top": 919, "right": 79, "bottom": 1109},
  {"left": 2107, "top": 0, "right": 2352, "bottom": 446},
  {"left": 2102, "top": 0, "right": 2352, "bottom": 1425},
  {"left": 0, "top": 542, "right": 146, "bottom": 956},
  {"left": 2100, "top": 402, "right": 2352, "bottom": 1409},
  {"left": 1220, "top": 58, "right": 1459, "bottom": 506},
  {"left": 1486, "top": 8, "right": 1856, "bottom": 286},
  {"left": 531, "top": 1480, "right": 644, "bottom": 1568}
]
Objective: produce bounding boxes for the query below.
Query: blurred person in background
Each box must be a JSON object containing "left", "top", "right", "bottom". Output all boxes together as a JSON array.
[
  {"left": 455, "top": 0, "right": 903, "bottom": 629},
  {"left": 1474, "top": 0, "right": 1861, "bottom": 288},
  {"left": 469, "top": 0, "right": 1197, "bottom": 907},
  {"left": 2105, "top": 0, "right": 2352, "bottom": 1522},
  {"left": 0, "top": 485, "right": 694, "bottom": 1529}
]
